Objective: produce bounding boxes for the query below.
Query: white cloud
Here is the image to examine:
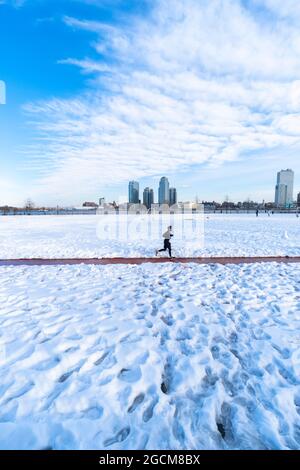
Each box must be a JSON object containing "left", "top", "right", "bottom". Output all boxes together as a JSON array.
[
  {"left": 23, "top": 0, "right": 300, "bottom": 202},
  {"left": 58, "top": 57, "right": 112, "bottom": 73},
  {"left": 253, "top": 0, "right": 300, "bottom": 20}
]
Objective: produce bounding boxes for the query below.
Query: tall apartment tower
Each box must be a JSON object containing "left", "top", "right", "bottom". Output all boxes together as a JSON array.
[
  {"left": 169, "top": 187, "right": 177, "bottom": 206},
  {"left": 128, "top": 181, "right": 139, "bottom": 204},
  {"left": 143, "top": 187, "right": 154, "bottom": 209},
  {"left": 275, "top": 169, "right": 294, "bottom": 208},
  {"left": 158, "top": 177, "right": 170, "bottom": 205}
]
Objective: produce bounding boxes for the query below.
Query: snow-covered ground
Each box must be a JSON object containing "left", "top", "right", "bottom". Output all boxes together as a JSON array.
[
  {"left": 0, "top": 213, "right": 299, "bottom": 259},
  {"left": 0, "top": 262, "right": 300, "bottom": 450}
]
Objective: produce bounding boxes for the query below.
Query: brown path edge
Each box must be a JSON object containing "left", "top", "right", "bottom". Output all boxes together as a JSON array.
[{"left": 0, "top": 256, "right": 300, "bottom": 266}]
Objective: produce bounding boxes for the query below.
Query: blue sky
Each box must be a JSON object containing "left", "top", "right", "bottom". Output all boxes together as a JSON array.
[{"left": 0, "top": 0, "right": 300, "bottom": 206}]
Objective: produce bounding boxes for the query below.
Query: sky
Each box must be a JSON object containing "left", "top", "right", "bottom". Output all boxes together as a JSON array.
[{"left": 0, "top": 0, "right": 300, "bottom": 206}]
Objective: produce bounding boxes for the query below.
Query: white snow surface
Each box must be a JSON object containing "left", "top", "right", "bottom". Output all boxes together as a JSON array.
[
  {"left": 0, "top": 213, "right": 299, "bottom": 259},
  {"left": 0, "top": 262, "right": 300, "bottom": 450}
]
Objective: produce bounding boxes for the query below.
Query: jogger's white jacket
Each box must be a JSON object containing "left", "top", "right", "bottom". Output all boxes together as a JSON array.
[{"left": 163, "top": 229, "right": 173, "bottom": 240}]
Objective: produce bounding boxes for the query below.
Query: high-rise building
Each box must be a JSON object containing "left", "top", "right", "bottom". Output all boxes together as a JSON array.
[
  {"left": 169, "top": 187, "right": 177, "bottom": 206},
  {"left": 128, "top": 181, "right": 139, "bottom": 204},
  {"left": 275, "top": 169, "right": 294, "bottom": 207},
  {"left": 158, "top": 177, "right": 170, "bottom": 205},
  {"left": 143, "top": 187, "right": 154, "bottom": 209}
]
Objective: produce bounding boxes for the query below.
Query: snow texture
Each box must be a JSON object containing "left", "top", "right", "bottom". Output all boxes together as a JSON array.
[{"left": 0, "top": 262, "right": 300, "bottom": 450}]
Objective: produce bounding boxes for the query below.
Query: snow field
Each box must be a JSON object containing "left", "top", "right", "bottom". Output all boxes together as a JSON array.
[
  {"left": 0, "top": 261, "right": 299, "bottom": 449},
  {"left": 0, "top": 213, "right": 299, "bottom": 259}
]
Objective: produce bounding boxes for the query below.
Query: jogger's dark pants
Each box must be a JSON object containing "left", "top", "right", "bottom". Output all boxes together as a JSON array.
[{"left": 159, "top": 239, "right": 172, "bottom": 257}]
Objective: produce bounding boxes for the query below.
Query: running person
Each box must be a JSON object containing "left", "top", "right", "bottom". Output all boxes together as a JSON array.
[{"left": 156, "top": 226, "right": 174, "bottom": 258}]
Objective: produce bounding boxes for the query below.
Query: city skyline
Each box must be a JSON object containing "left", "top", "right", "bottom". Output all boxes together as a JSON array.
[
  {"left": 128, "top": 177, "right": 178, "bottom": 207},
  {"left": 108, "top": 169, "right": 298, "bottom": 207},
  {"left": 1, "top": 0, "right": 300, "bottom": 206},
  {"left": 80, "top": 169, "right": 298, "bottom": 208}
]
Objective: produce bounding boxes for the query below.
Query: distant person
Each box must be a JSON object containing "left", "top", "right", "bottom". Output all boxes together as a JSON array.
[
  {"left": 156, "top": 226, "right": 174, "bottom": 258},
  {"left": 256, "top": 209, "right": 259, "bottom": 217}
]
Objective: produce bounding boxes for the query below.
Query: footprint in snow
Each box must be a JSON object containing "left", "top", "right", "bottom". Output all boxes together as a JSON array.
[
  {"left": 118, "top": 367, "right": 142, "bottom": 383},
  {"left": 58, "top": 360, "right": 84, "bottom": 383},
  {"left": 142, "top": 396, "right": 159, "bottom": 423},
  {"left": 84, "top": 406, "right": 103, "bottom": 420},
  {"left": 103, "top": 426, "right": 131, "bottom": 447},
  {"left": 216, "top": 402, "right": 235, "bottom": 445},
  {"left": 161, "top": 360, "right": 174, "bottom": 395},
  {"left": 210, "top": 345, "right": 220, "bottom": 360},
  {"left": 128, "top": 393, "right": 145, "bottom": 413}
]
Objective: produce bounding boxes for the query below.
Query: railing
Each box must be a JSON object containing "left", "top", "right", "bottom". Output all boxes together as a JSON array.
[{"left": 0, "top": 208, "right": 299, "bottom": 216}]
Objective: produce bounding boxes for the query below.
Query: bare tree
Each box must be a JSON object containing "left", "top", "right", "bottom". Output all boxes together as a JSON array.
[
  {"left": 2, "top": 206, "right": 9, "bottom": 215},
  {"left": 224, "top": 195, "right": 230, "bottom": 213},
  {"left": 246, "top": 197, "right": 251, "bottom": 214},
  {"left": 24, "top": 199, "right": 35, "bottom": 212}
]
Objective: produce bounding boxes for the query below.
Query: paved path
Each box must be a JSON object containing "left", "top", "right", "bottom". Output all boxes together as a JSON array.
[{"left": 0, "top": 256, "right": 300, "bottom": 266}]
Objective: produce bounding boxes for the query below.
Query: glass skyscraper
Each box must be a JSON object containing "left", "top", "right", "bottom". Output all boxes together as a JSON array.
[
  {"left": 169, "top": 187, "right": 177, "bottom": 206},
  {"left": 143, "top": 187, "right": 154, "bottom": 209},
  {"left": 158, "top": 177, "right": 170, "bottom": 205},
  {"left": 275, "top": 169, "right": 294, "bottom": 207},
  {"left": 128, "top": 180, "right": 139, "bottom": 204}
]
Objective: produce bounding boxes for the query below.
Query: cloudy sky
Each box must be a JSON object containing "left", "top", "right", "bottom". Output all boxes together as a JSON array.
[{"left": 0, "top": 0, "right": 300, "bottom": 206}]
